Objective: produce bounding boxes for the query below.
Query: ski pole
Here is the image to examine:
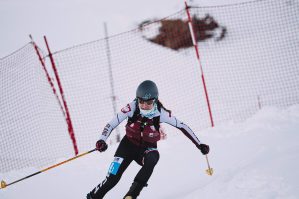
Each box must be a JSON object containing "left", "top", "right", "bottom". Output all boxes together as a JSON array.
[
  {"left": 0, "top": 148, "right": 96, "bottom": 189},
  {"left": 205, "top": 155, "right": 213, "bottom": 176}
]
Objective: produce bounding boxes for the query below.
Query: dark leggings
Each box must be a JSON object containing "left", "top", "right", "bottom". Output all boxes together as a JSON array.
[{"left": 89, "top": 136, "right": 160, "bottom": 198}]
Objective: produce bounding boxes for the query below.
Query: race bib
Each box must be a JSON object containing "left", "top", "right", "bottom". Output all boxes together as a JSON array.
[{"left": 108, "top": 157, "right": 124, "bottom": 175}]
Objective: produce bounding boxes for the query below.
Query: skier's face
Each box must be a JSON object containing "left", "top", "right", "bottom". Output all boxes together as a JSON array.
[{"left": 138, "top": 99, "right": 154, "bottom": 110}]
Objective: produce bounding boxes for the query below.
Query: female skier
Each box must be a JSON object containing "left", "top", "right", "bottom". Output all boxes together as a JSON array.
[{"left": 87, "top": 80, "right": 210, "bottom": 199}]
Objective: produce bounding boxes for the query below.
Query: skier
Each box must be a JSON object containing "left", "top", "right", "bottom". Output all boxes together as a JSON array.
[{"left": 87, "top": 80, "right": 210, "bottom": 199}]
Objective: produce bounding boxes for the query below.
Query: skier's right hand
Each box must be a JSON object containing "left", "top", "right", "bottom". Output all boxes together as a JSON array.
[{"left": 96, "top": 140, "right": 108, "bottom": 152}]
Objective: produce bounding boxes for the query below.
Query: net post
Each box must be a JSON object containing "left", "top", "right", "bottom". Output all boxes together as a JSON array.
[{"left": 104, "top": 23, "right": 121, "bottom": 143}]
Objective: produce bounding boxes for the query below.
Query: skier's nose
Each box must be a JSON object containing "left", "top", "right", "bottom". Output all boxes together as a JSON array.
[{"left": 140, "top": 103, "right": 147, "bottom": 109}]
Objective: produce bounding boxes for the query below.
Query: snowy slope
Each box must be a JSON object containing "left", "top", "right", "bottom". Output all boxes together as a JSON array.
[{"left": 1, "top": 105, "right": 299, "bottom": 199}]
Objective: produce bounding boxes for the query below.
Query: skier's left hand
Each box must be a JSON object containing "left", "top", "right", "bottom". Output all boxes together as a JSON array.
[
  {"left": 198, "top": 144, "right": 210, "bottom": 155},
  {"left": 96, "top": 140, "right": 108, "bottom": 152}
]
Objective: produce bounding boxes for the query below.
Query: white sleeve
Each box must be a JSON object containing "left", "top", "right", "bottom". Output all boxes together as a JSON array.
[
  {"left": 99, "top": 101, "right": 136, "bottom": 141},
  {"left": 160, "top": 108, "right": 202, "bottom": 148}
]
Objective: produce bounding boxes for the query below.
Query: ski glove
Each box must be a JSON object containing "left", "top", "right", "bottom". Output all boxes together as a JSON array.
[
  {"left": 96, "top": 140, "right": 108, "bottom": 152},
  {"left": 198, "top": 144, "right": 210, "bottom": 155}
]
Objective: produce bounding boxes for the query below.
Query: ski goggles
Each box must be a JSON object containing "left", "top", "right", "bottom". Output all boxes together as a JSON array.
[{"left": 138, "top": 98, "right": 155, "bottom": 105}]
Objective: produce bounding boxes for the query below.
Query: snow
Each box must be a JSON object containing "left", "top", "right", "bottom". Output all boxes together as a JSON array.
[{"left": 1, "top": 105, "right": 299, "bottom": 198}]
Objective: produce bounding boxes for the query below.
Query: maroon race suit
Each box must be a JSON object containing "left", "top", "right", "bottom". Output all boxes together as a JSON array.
[{"left": 99, "top": 101, "right": 202, "bottom": 148}]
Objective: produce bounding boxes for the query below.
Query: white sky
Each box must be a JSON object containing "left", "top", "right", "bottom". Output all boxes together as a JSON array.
[{"left": 0, "top": 0, "right": 250, "bottom": 57}]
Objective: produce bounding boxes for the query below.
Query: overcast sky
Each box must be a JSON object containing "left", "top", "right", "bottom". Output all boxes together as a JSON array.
[{"left": 0, "top": 0, "right": 249, "bottom": 57}]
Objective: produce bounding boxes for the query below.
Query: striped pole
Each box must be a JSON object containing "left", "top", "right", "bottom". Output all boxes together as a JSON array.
[
  {"left": 44, "top": 36, "right": 79, "bottom": 155},
  {"left": 0, "top": 149, "right": 96, "bottom": 189},
  {"left": 29, "top": 35, "right": 66, "bottom": 120},
  {"left": 184, "top": 0, "right": 214, "bottom": 127}
]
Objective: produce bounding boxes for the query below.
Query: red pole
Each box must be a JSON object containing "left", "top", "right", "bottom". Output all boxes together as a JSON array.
[
  {"left": 184, "top": 1, "right": 214, "bottom": 127},
  {"left": 43, "top": 36, "right": 79, "bottom": 155},
  {"left": 29, "top": 35, "right": 66, "bottom": 118}
]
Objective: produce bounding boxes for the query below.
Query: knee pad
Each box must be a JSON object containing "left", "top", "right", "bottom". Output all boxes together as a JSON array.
[{"left": 144, "top": 150, "right": 159, "bottom": 166}]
